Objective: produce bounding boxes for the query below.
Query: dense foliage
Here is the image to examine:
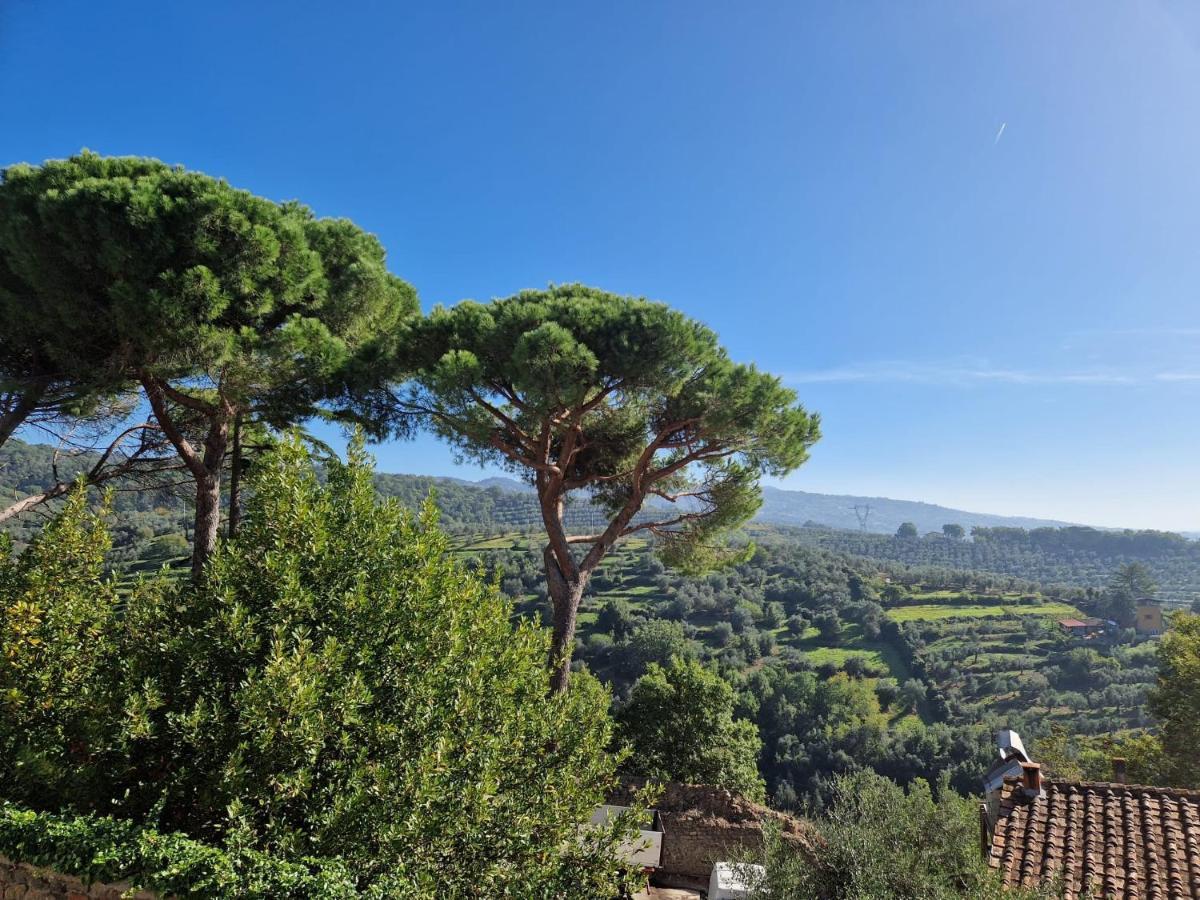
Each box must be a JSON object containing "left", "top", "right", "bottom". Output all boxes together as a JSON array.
[
  {"left": 0, "top": 802, "right": 360, "bottom": 899},
  {"left": 1, "top": 437, "right": 1187, "bottom": 827},
  {"left": 477, "top": 534, "right": 999, "bottom": 805},
  {"left": 0, "top": 153, "right": 418, "bottom": 575},
  {"left": 1029, "top": 726, "right": 1168, "bottom": 786},
  {"left": 0, "top": 439, "right": 640, "bottom": 897},
  {"left": 616, "top": 656, "right": 765, "bottom": 801},
  {"left": 894, "top": 613, "right": 1158, "bottom": 737},
  {"left": 748, "top": 771, "right": 1045, "bottom": 900},
  {"left": 468, "top": 529, "right": 1178, "bottom": 806},
  {"left": 1148, "top": 611, "right": 1200, "bottom": 787},
  {"left": 6, "top": 430, "right": 1174, "bottom": 809}
]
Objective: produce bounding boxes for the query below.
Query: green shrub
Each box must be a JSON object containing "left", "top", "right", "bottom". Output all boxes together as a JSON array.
[
  {"left": 748, "top": 771, "right": 1050, "bottom": 900},
  {"left": 0, "top": 485, "right": 133, "bottom": 808},
  {"left": 0, "top": 438, "right": 641, "bottom": 897},
  {"left": 0, "top": 801, "right": 358, "bottom": 899},
  {"left": 617, "top": 656, "right": 765, "bottom": 801}
]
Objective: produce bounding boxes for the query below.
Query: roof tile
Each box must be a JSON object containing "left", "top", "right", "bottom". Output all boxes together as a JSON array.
[{"left": 988, "top": 779, "right": 1200, "bottom": 899}]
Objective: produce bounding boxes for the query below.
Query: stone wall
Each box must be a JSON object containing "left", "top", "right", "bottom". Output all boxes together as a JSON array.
[
  {"left": 609, "top": 780, "right": 818, "bottom": 888},
  {"left": 0, "top": 857, "right": 157, "bottom": 900},
  {"left": 658, "top": 817, "right": 778, "bottom": 882}
]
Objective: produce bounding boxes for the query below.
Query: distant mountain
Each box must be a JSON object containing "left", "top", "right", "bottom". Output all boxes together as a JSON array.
[
  {"left": 755, "top": 486, "right": 1077, "bottom": 535},
  {"left": 0, "top": 438, "right": 1166, "bottom": 546},
  {"left": 476, "top": 476, "right": 531, "bottom": 493},
  {"left": 444, "top": 473, "right": 1081, "bottom": 535}
]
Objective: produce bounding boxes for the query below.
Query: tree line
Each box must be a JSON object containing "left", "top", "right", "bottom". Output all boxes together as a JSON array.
[
  {"left": 1, "top": 153, "right": 818, "bottom": 691},
  {"left": 793, "top": 522, "right": 1200, "bottom": 602},
  {"left": 0, "top": 438, "right": 649, "bottom": 559}
]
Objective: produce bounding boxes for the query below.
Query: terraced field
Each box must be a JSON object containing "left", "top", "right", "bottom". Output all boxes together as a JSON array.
[
  {"left": 451, "top": 531, "right": 1161, "bottom": 741},
  {"left": 888, "top": 601, "right": 1080, "bottom": 622},
  {"left": 783, "top": 622, "right": 906, "bottom": 672},
  {"left": 898, "top": 609, "right": 1159, "bottom": 736}
]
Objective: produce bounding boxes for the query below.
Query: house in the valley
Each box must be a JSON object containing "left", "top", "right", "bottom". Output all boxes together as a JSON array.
[
  {"left": 1057, "top": 617, "right": 1108, "bottom": 639},
  {"left": 1136, "top": 599, "right": 1165, "bottom": 635}
]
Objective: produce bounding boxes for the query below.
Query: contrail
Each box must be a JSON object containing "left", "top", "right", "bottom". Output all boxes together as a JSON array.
[{"left": 994, "top": 122, "right": 1007, "bottom": 145}]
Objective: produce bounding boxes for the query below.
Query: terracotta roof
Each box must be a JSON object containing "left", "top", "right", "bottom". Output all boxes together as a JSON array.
[{"left": 988, "top": 778, "right": 1200, "bottom": 899}]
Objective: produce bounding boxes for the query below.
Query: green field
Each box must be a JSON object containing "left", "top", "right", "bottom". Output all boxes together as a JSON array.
[
  {"left": 779, "top": 623, "right": 910, "bottom": 679},
  {"left": 887, "top": 601, "right": 1081, "bottom": 622}
]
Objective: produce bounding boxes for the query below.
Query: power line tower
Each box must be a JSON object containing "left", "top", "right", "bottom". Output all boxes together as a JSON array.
[{"left": 851, "top": 504, "right": 872, "bottom": 532}]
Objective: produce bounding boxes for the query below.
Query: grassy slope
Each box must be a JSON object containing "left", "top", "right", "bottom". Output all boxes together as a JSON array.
[{"left": 450, "top": 532, "right": 1102, "bottom": 731}]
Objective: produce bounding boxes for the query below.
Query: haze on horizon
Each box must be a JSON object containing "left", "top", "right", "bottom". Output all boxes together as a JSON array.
[{"left": 3, "top": 1, "right": 1199, "bottom": 532}]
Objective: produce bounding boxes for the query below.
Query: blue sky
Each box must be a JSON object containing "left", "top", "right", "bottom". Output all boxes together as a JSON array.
[{"left": 3, "top": 2, "right": 1200, "bottom": 530}]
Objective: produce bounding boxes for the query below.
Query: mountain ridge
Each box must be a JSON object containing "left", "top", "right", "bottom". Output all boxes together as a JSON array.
[
  {"left": 400, "top": 471, "right": 1125, "bottom": 536},
  {"left": 755, "top": 485, "right": 1079, "bottom": 535},
  {"left": 1, "top": 438, "right": 1186, "bottom": 539}
]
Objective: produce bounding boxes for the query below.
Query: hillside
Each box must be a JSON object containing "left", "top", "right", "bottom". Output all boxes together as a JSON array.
[
  {"left": 457, "top": 529, "right": 1164, "bottom": 805},
  {"left": 780, "top": 525, "right": 1200, "bottom": 605},
  {"left": 756, "top": 485, "right": 1076, "bottom": 534},
  {"left": 377, "top": 473, "right": 1200, "bottom": 602},
  {"left": 5, "top": 439, "right": 1200, "bottom": 601},
  {"left": 0, "top": 440, "right": 660, "bottom": 560},
  {"left": 0, "top": 438, "right": 1181, "bottom": 805},
  {"left": 403, "top": 472, "right": 1084, "bottom": 534}
]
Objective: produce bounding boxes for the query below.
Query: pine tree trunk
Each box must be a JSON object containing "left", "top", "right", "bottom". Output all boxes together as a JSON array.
[
  {"left": 189, "top": 416, "right": 230, "bottom": 580},
  {"left": 544, "top": 545, "right": 587, "bottom": 694},
  {"left": 0, "top": 387, "right": 45, "bottom": 450},
  {"left": 228, "top": 414, "right": 243, "bottom": 537},
  {"left": 191, "top": 469, "right": 222, "bottom": 580},
  {"left": 547, "top": 580, "right": 586, "bottom": 694},
  {"left": 139, "top": 374, "right": 230, "bottom": 582}
]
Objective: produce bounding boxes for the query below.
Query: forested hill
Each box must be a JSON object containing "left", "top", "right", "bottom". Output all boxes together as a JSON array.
[
  {"left": 4, "top": 438, "right": 1199, "bottom": 600},
  {"left": 781, "top": 525, "right": 1200, "bottom": 604},
  {"left": 389, "top": 473, "right": 1084, "bottom": 535},
  {"left": 756, "top": 486, "right": 1076, "bottom": 534},
  {"left": 2, "top": 439, "right": 1080, "bottom": 538},
  {"left": 0, "top": 441, "right": 651, "bottom": 558}
]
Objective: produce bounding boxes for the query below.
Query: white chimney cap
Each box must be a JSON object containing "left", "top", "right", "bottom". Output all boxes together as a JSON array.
[
  {"left": 709, "top": 862, "right": 765, "bottom": 899},
  {"left": 996, "top": 729, "right": 1028, "bottom": 763}
]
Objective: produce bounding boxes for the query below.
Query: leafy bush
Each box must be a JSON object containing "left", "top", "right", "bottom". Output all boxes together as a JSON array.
[
  {"left": 617, "top": 656, "right": 765, "bottom": 801},
  {"left": 0, "top": 484, "right": 153, "bottom": 810},
  {"left": 0, "top": 802, "right": 359, "bottom": 899},
  {"left": 749, "top": 771, "right": 1048, "bottom": 900},
  {"left": 0, "top": 438, "right": 640, "bottom": 897},
  {"left": 1149, "top": 610, "right": 1200, "bottom": 787},
  {"left": 620, "top": 618, "right": 696, "bottom": 678}
]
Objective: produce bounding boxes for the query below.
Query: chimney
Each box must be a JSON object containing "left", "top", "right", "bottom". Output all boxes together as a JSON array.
[
  {"left": 1112, "top": 757, "right": 1127, "bottom": 785},
  {"left": 979, "top": 802, "right": 992, "bottom": 857},
  {"left": 1020, "top": 762, "right": 1043, "bottom": 798}
]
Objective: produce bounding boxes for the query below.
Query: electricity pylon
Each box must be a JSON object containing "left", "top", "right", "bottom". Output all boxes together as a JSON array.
[{"left": 851, "top": 504, "right": 872, "bottom": 532}]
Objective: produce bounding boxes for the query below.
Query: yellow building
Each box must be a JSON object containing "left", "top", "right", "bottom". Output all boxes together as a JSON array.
[{"left": 1135, "top": 600, "right": 1163, "bottom": 635}]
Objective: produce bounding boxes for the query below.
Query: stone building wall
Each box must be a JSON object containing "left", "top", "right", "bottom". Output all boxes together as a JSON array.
[
  {"left": 0, "top": 857, "right": 157, "bottom": 900},
  {"left": 658, "top": 819, "right": 777, "bottom": 881},
  {"left": 608, "top": 780, "right": 818, "bottom": 888}
]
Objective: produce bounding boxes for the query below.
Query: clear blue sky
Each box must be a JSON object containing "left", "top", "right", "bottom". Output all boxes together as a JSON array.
[{"left": 4, "top": 2, "right": 1200, "bottom": 530}]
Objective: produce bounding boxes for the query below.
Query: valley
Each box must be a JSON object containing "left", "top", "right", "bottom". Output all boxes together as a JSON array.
[{"left": 0, "top": 437, "right": 1181, "bottom": 804}]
